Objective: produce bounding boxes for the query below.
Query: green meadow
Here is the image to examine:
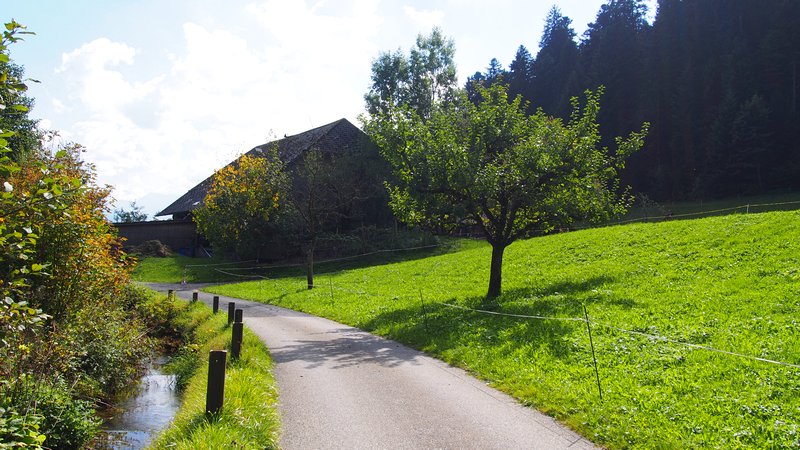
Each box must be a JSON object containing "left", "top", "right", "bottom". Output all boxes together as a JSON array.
[{"left": 201, "top": 210, "right": 800, "bottom": 449}]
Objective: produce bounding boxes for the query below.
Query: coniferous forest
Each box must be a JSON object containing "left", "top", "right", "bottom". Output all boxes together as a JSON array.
[{"left": 467, "top": 0, "right": 800, "bottom": 201}]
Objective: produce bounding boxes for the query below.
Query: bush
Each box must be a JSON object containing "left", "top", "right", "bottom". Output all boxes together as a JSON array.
[
  {"left": 21, "top": 380, "right": 100, "bottom": 450},
  {"left": 0, "top": 400, "right": 45, "bottom": 449},
  {"left": 164, "top": 345, "right": 202, "bottom": 391},
  {"left": 0, "top": 20, "right": 149, "bottom": 449},
  {"left": 61, "top": 308, "right": 152, "bottom": 400}
]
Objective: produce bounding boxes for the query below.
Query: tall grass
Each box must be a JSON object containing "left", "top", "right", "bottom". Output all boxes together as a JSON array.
[{"left": 149, "top": 298, "right": 280, "bottom": 449}]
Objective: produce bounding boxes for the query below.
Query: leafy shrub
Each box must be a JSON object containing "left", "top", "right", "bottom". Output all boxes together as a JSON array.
[
  {"left": 19, "top": 380, "right": 100, "bottom": 450},
  {"left": 0, "top": 401, "right": 45, "bottom": 449},
  {"left": 0, "top": 20, "right": 150, "bottom": 449},
  {"left": 61, "top": 308, "right": 152, "bottom": 400},
  {"left": 316, "top": 226, "right": 439, "bottom": 257}
]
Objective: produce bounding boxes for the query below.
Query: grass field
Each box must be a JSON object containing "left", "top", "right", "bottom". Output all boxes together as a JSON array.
[{"left": 199, "top": 210, "right": 800, "bottom": 449}]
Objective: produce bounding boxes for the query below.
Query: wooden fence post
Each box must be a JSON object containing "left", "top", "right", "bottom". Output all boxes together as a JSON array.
[
  {"left": 192, "top": 291, "right": 198, "bottom": 303},
  {"left": 231, "top": 322, "right": 243, "bottom": 360},
  {"left": 234, "top": 308, "right": 243, "bottom": 323},
  {"left": 168, "top": 289, "right": 174, "bottom": 299},
  {"left": 227, "top": 302, "right": 235, "bottom": 325},
  {"left": 213, "top": 296, "right": 219, "bottom": 313},
  {"left": 205, "top": 350, "right": 226, "bottom": 416}
]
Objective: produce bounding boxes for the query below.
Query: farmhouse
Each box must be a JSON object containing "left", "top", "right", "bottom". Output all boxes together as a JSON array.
[
  {"left": 114, "top": 118, "right": 390, "bottom": 256},
  {"left": 157, "top": 118, "right": 381, "bottom": 220}
]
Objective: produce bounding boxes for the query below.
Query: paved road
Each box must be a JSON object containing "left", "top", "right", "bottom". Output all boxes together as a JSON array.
[{"left": 145, "top": 283, "right": 597, "bottom": 450}]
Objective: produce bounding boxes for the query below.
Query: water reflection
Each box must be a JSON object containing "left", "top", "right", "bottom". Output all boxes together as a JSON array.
[{"left": 93, "top": 357, "right": 180, "bottom": 449}]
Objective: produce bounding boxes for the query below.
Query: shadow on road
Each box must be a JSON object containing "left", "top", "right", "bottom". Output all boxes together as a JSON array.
[{"left": 268, "top": 327, "right": 422, "bottom": 370}]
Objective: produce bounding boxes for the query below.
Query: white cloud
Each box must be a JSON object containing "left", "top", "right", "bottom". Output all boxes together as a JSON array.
[
  {"left": 52, "top": 0, "right": 386, "bottom": 216},
  {"left": 51, "top": 98, "right": 65, "bottom": 113},
  {"left": 402, "top": 5, "right": 444, "bottom": 29},
  {"left": 57, "top": 38, "right": 160, "bottom": 115}
]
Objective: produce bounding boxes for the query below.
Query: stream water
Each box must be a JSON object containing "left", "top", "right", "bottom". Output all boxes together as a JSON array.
[{"left": 91, "top": 357, "right": 180, "bottom": 449}]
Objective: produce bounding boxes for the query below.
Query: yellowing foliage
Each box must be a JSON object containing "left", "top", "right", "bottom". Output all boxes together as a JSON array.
[{"left": 193, "top": 150, "right": 288, "bottom": 256}]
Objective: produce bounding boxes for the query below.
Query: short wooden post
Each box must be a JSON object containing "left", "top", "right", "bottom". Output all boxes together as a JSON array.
[
  {"left": 168, "top": 289, "right": 174, "bottom": 299},
  {"left": 231, "top": 322, "right": 243, "bottom": 360},
  {"left": 192, "top": 291, "right": 198, "bottom": 303},
  {"left": 227, "top": 302, "right": 235, "bottom": 325},
  {"left": 205, "top": 350, "right": 226, "bottom": 416},
  {"left": 234, "top": 308, "right": 243, "bottom": 323},
  {"left": 212, "top": 296, "right": 220, "bottom": 313}
]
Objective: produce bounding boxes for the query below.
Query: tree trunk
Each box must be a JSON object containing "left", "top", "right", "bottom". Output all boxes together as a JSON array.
[
  {"left": 486, "top": 242, "right": 506, "bottom": 299},
  {"left": 306, "top": 247, "right": 314, "bottom": 290}
]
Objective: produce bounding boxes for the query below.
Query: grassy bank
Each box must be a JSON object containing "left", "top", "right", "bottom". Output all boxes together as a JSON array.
[
  {"left": 206, "top": 210, "right": 800, "bottom": 449},
  {"left": 149, "top": 294, "right": 280, "bottom": 449}
]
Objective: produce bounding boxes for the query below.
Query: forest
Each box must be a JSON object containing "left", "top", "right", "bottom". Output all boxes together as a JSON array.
[{"left": 466, "top": 0, "right": 800, "bottom": 201}]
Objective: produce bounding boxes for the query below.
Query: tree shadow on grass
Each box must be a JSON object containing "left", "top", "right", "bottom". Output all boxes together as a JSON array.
[
  {"left": 490, "top": 275, "right": 637, "bottom": 317},
  {"left": 357, "top": 275, "right": 632, "bottom": 363},
  {"left": 358, "top": 300, "right": 579, "bottom": 362}
]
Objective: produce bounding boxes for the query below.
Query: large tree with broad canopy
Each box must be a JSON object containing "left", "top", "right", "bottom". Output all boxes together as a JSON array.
[{"left": 364, "top": 84, "right": 648, "bottom": 300}]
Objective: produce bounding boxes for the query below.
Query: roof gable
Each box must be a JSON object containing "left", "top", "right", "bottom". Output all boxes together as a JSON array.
[{"left": 157, "top": 118, "right": 371, "bottom": 217}]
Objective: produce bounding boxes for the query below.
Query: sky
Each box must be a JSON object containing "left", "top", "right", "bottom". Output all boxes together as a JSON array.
[{"left": 4, "top": 0, "right": 656, "bottom": 218}]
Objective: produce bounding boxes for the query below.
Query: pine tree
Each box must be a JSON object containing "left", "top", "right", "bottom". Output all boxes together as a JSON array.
[
  {"left": 506, "top": 45, "right": 533, "bottom": 103},
  {"left": 579, "top": 0, "right": 652, "bottom": 194},
  {"left": 530, "top": 6, "right": 580, "bottom": 118}
]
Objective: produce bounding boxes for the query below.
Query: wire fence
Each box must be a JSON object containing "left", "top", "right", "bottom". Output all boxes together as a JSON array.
[
  {"left": 437, "top": 301, "right": 800, "bottom": 370},
  {"left": 607, "top": 198, "right": 800, "bottom": 225},
  {"left": 186, "top": 197, "right": 800, "bottom": 391},
  {"left": 208, "top": 263, "right": 800, "bottom": 376},
  {"left": 183, "top": 197, "right": 800, "bottom": 276}
]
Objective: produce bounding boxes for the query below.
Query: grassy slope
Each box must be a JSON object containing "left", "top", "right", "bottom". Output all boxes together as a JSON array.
[
  {"left": 149, "top": 297, "right": 280, "bottom": 449},
  {"left": 131, "top": 238, "right": 480, "bottom": 284},
  {"left": 206, "top": 211, "right": 800, "bottom": 449},
  {"left": 131, "top": 254, "right": 238, "bottom": 283}
]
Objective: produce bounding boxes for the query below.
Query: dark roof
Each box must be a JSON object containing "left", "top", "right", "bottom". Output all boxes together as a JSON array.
[{"left": 157, "top": 118, "right": 370, "bottom": 217}]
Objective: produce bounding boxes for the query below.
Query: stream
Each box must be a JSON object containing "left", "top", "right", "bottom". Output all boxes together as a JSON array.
[{"left": 92, "top": 356, "right": 181, "bottom": 449}]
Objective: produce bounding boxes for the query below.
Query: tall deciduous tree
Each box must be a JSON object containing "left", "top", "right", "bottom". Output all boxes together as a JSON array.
[
  {"left": 0, "top": 61, "right": 39, "bottom": 162},
  {"left": 365, "top": 27, "right": 458, "bottom": 121},
  {"left": 286, "top": 148, "right": 384, "bottom": 289},
  {"left": 366, "top": 84, "right": 648, "bottom": 299}
]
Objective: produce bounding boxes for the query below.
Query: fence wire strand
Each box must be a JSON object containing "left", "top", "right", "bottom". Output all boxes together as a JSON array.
[{"left": 438, "top": 301, "right": 800, "bottom": 370}]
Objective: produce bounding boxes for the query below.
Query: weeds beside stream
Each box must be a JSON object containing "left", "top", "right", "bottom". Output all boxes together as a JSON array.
[{"left": 148, "top": 290, "right": 280, "bottom": 449}]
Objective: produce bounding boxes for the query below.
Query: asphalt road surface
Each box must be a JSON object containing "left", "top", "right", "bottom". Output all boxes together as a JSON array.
[{"left": 146, "top": 283, "right": 597, "bottom": 450}]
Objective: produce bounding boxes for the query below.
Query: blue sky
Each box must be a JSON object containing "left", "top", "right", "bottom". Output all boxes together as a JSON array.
[{"left": 4, "top": 0, "right": 656, "bottom": 217}]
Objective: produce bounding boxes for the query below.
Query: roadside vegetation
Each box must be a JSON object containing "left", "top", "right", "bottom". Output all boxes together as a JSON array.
[
  {"left": 148, "top": 292, "right": 280, "bottom": 449},
  {"left": 205, "top": 210, "right": 800, "bottom": 449},
  {"left": 0, "top": 22, "right": 171, "bottom": 449}
]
